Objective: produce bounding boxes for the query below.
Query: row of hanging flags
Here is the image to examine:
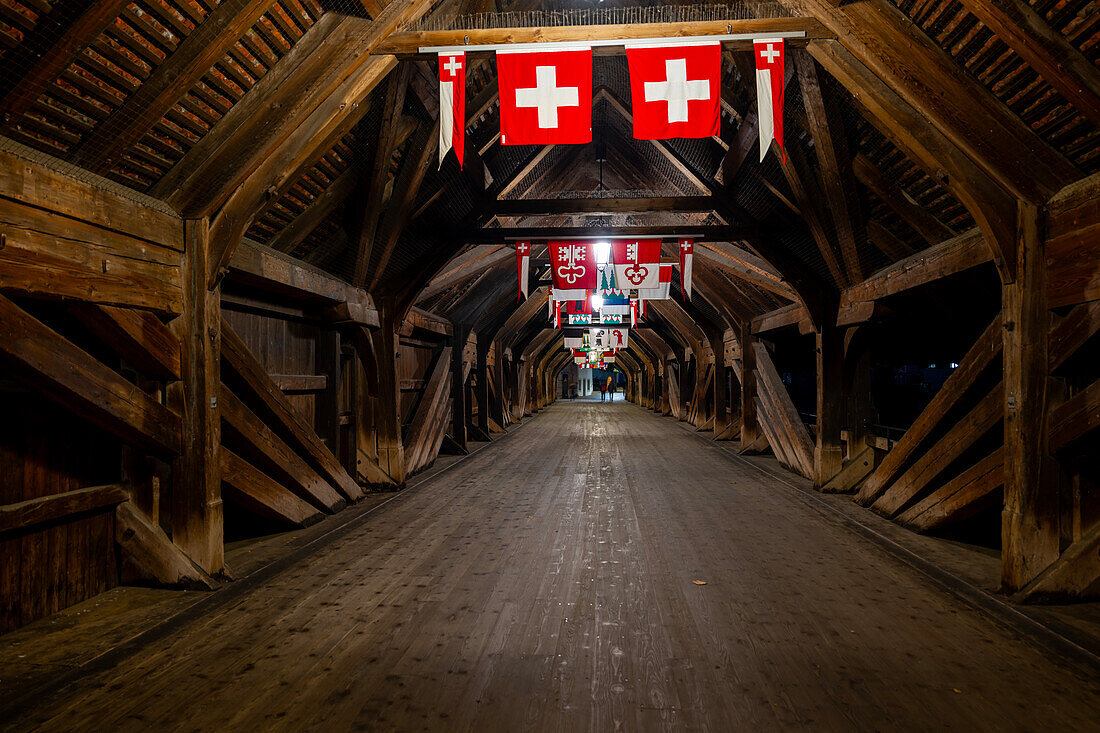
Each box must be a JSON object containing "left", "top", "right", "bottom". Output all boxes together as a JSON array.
[{"left": 438, "top": 37, "right": 787, "bottom": 166}]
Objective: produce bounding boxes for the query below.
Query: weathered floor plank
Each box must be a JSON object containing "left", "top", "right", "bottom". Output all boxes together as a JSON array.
[{"left": 6, "top": 400, "right": 1100, "bottom": 730}]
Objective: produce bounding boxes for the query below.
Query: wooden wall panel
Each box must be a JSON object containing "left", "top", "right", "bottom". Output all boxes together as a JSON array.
[
  {"left": 0, "top": 393, "right": 119, "bottom": 634},
  {"left": 222, "top": 307, "right": 320, "bottom": 428}
]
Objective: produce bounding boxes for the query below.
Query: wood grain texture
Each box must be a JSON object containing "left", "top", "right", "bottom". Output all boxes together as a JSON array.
[{"left": 6, "top": 401, "right": 1099, "bottom": 730}]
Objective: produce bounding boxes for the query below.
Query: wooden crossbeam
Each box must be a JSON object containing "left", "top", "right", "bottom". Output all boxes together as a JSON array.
[
  {"left": 0, "top": 484, "right": 129, "bottom": 535},
  {"left": 268, "top": 166, "right": 359, "bottom": 255},
  {"left": 405, "top": 347, "right": 453, "bottom": 474},
  {"left": 852, "top": 155, "right": 955, "bottom": 245},
  {"left": 0, "top": 292, "right": 181, "bottom": 456},
  {"left": 780, "top": 141, "right": 847, "bottom": 288},
  {"left": 1050, "top": 301, "right": 1100, "bottom": 372},
  {"left": 72, "top": 0, "right": 280, "bottom": 173},
  {"left": 473, "top": 225, "right": 738, "bottom": 242},
  {"left": 1017, "top": 522, "right": 1100, "bottom": 602},
  {"left": 896, "top": 448, "right": 1004, "bottom": 532},
  {"left": 71, "top": 305, "right": 182, "bottom": 381},
  {"left": 754, "top": 342, "right": 814, "bottom": 477},
  {"left": 856, "top": 313, "right": 1003, "bottom": 505},
  {"left": 221, "top": 321, "right": 363, "bottom": 501},
  {"left": 374, "top": 18, "right": 829, "bottom": 54},
  {"left": 751, "top": 303, "right": 810, "bottom": 335},
  {"left": 1047, "top": 378, "right": 1100, "bottom": 454},
  {"left": 220, "top": 386, "right": 346, "bottom": 512},
  {"left": 872, "top": 382, "right": 1004, "bottom": 518},
  {"left": 491, "top": 197, "right": 717, "bottom": 216},
  {"left": 794, "top": 51, "right": 863, "bottom": 285},
  {"left": 115, "top": 502, "right": 216, "bottom": 589},
  {"left": 840, "top": 229, "right": 989, "bottom": 306},
  {"left": 418, "top": 246, "right": 513, "bottom": 303},
  {"left": 221, "top": 448, "right": 323, "bottom": 528},
  {"left": 696, "top": 243, "right": 798, "bottom": 300},
  {"left": 807, "top": 39, "right": 1017, "bottom": 281}
]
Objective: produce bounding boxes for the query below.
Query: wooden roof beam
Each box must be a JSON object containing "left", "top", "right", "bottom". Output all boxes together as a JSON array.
[
  {"left": 808, "top": 39, "right": 1017, "bottom": 282},
  {"left": 794, "top": 51, "right": 863, "bottom": 284},
  {"left": 0, "top": 0, "right": 131, "bottom": 133},
  {"left": 781, "top": 0, "right": 1078, "bottom": 204},
  {"left": 373, "top": 17, "right": 830, "bottom": 55},
  {"left": 852, "top": 154, "right": 955, "bottom": 245},
  {"left": 71, "top": 0, "right": 281, "bottom": 173},
  {"left": 778, "top": 140, "right": 847, "bottom": 289},
  {"left": 417, "top": 245, "right": 515, "bottom": 302},
  {"left": 491, "top": 197, "right": 717, "bottom": 216},
  {"left": 955, "top": 0, "right": 1100, "bottom": 131}
]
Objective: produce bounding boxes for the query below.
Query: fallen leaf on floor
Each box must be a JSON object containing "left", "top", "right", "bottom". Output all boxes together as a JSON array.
[
  {"left": 692, "top": 580, "right": 708, "bottom": 586},
  {"left": 953, "top": 688, "right": 962, "bottom": 694}
]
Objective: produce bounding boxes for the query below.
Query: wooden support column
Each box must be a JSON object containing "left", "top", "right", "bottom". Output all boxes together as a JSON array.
[
  {"left": 315, "top": 328, "right": 341, "bottom": 460},
  {"left": 1002, "top": 201, "right": 1059, "bottom": 591},
  {"left": 374, "top": 299, "right": 406, "bottom": 485},
  {"left": 708, "top": 330, "right": 728, "bottom": 440},
  {"left": 451, "top": 325, "right": 470, "bottom": 451},
  {"left": 738, "top": 324, "right": 762, "bottom": 451},
  {"left": 169, "top": 219, "right": 223, "bottom": 575},
  {"left": 678, "top": 356, "right": 693, "bottom": 422},
  {"left": 815, "top": 323, "right": 846, "bottom": 488},
  {"left": 475, "top": 335, "right": 491, "bottom": 438}
]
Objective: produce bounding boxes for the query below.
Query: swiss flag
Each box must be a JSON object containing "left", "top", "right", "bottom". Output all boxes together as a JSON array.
[
  {"left": 549, "top": 240, "right": 598, "bottom": 290},
  {"left": 754, "top": 38, "right": 786, "bottom": 162},
  {"left": 496, "top": 48, "right": 592, "bottom": 145},
  {"left": 626, "top": 42, "right": 720, "bottom": 140},
  {"left": 610, "top": 239, "right": 662, "bottom": 289},
  {"left": 678, "top": 238, "right": 693, "bottom": 300},
  {"left": 515, "top": 240, "right": 529, "bottom": 301},
  {"left": 438, "top": 52, "right": 465, "bottom": 169}
]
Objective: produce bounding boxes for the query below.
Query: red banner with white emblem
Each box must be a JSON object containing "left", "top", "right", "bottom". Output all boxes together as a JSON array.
[
  {"left": 610, "top": 239, "right": 662, "bottom": 290},
  {"left": 437, "top": 52, "right": 465, "bottom": 169},
  {"left": 753, "top": 38, "right": 786, "bottom": 162},
  {"left": 549, "top": 240, "right": 599, "bottom": 290}
]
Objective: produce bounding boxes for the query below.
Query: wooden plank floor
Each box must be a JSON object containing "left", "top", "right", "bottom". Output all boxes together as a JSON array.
[{"left": 10, "top": 400, "right": 1100, "bottom": 731}]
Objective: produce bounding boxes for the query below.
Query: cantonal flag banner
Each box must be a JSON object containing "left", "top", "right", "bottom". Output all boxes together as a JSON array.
[
  {"left": 438, "top": 52, "right": 465, "bottom": 169},
  {"left": 566, "top": 295, "right": 592, "bottom": 315},
  {"left": 564, "top": 336, "right": 584, "bottom": 348},
  {"left": 549, "top": 241, "right": 599, "bottom": 290},
  {"left": 625, "top": 42, "right": 720, "bottom": 140},
  {"left": 611, "top": 238, "right": 662, "bottom": 289},
  {"left": 754, "top": 38, "right": 786, "bottom": 162},
  {"left": 497, "top": 47, "right": 592, "bottom": 146},
  {"left": 608, "top": 327, "right": 630, "bottom": 349},
  {"left": 552, "top": 287, "right": 586, "bottom": 302},
  {"left": 637, "top": 262, "right": 675, "bottom": 300}
]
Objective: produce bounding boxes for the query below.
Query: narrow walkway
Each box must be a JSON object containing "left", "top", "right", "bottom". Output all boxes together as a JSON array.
[{"left": 9, "top": 402, "right": 1100, "bottom": 730}]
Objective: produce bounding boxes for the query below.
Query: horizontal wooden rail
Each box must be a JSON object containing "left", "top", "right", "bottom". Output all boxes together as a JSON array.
[{"left": 0, "top": 484, "right": 129, "bottom": 535}]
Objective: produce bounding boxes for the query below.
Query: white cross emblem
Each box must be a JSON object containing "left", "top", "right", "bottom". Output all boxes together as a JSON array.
[
  {"left": 681, "top": 240, "right": 692, "bottom": 252},
  {"left": 443, "top": 56, "right": 462, "bottom": 77},
  {"left": 643, "top": 58, "right": 710, "bottom": 124},
  {"left": 517, "top": 242, "right": 529, "bottom": 255},
  {"left": 515, "top": 65, "right": 580, "bottom": 129},
  {"left": 759, "top": 43, "right": 780, "bottom": 64}
]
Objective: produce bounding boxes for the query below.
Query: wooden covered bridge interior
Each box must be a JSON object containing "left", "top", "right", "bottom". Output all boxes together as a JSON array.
[{"left": 0, "top": 0, "right": 1098, "bottom": 728}]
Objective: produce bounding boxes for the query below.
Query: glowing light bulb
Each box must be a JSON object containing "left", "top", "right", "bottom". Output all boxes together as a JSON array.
[
  {"left": 590, "top": 293, "right": 604, "bottom": 310},
  {"left": 594, "top": 241, "right": 611, "bottom": 264}
]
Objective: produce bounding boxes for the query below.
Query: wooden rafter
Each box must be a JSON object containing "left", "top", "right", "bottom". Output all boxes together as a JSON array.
[{"left": 852, "top": 155, "right": 955, "bottom": 245}]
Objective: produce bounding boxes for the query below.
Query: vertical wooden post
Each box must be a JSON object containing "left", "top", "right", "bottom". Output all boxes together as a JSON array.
[
  {"left": 1002, "top": 200, "right": 1059, "bottom": 591},
  {"left": 678, "top": 355, "right": 692, "bottom": 422},
  {"left": 710, "top": 331, "right": 728, "bottom": 439},
  {"left": 315, "top": 328, "right": 341, "bottom": 459},
  {"left": 815, "top": 323, "right": 846, "bottom": 487},
  {"left": 738, "top": 324, "right": 761, "bottom": 450},
  {"left": 491, "top": 340, "right": 505, "bottom": 425},
  {"left": 374, "top": 298, "right": 405, "bottom": 484},
  {"left": 451, "top": 324, "right": 469, "bottom": 450},
  {"left": 169, "top": 218, "right": 223, "bottom": 574}
]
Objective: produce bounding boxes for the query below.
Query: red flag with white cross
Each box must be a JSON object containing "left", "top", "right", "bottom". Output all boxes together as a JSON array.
[
  {"left": 515, "top": 241, "right": 530, "bottom": 301},
  {"left": 549, "top": 241, "right": 598, "bottom": 290},
  {"left": 496, "top": 48, "right": 592, "bottom": 145},
  {"left": 438, "top": 52, "right": 465, "bottom": 169},
  {"left": 678, "top": 238, "right": 694, "bottom": 300},
  {"left": 754, "top": 38, "right": 786, "bottom": 162},
  {"left": 625, "top": 42, "right": 720, "bottom": 140}
]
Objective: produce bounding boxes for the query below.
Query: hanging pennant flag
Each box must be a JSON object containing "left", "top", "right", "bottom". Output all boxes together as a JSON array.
[
  {"left": 497, "top": 47, "right": 592, "bottom": 146},
  {"left": 608, "top": 327, "right": 630, "bottom": 349},
  {"left": 678, "top": 238, "right": 694, "bottom": 300},
  {"left": 554, "top": 299, "right": 562, "bottom": 328},
  {"left": 549, "top": 241, "right": 598, "bottom": 290},
  {"left": 625, "top": 41, "right": 720, "bottom": 140},
  {"left": 438, "top": 52, "right": 465, "bottom": 169},
  {"left": 638, "top": 262, "right": 675, "bottom": 300},
  {"left": 515, "top": 240, "right": 530, "bottom": 301},
  {"left": 611, "top": 239, "right": 663, "bottom": 290},
  {"left": 754, "top": 38, "right": 786, "bottom": 163},
  {"left": 630, "top": 298, "right": 638, "bottom": 327}
]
